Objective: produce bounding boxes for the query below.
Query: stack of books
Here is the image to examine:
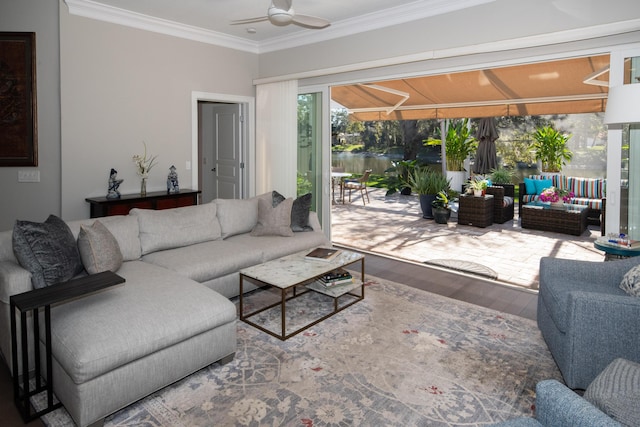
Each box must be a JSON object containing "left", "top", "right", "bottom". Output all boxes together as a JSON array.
[
  {"left": 318, "top": 268, "right": 353, "bottom": 287},
  {"left": 305, "top": 247, "right": 341, "bottom": 262}
]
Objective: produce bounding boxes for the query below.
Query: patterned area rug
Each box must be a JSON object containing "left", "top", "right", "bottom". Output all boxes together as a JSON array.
[
  {"left": 424, "top": 259, "right": 499, "bottom": 280},
  {"left": 41, "top": 276, "right": 560, "bottom": 426}
]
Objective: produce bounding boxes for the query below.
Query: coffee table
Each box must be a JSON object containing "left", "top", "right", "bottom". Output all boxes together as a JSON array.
[
  {"left": 521, "top": 202, "right": 588, "bottom": 236},
  {"left": 239, "top": 248, "right": 365, "bottom": 340}
]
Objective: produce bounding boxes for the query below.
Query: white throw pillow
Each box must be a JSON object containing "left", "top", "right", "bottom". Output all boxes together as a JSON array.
[
  {"left": 214, "top": 193, "right": 271, "bottom": 239},
  {"left": 77, "top": 220, "right": 123, "bottom": 274},
  {"left": 251, "top": 197, "right": 294, "bottom": 237},
  {"left": 131, "top": 203, "right": 221, "bottom": 255},
  {"left": 620, "top": 264, "right": 640, "bottom": 297}
]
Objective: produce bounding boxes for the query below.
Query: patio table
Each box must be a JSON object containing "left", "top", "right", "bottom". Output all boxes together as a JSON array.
[
  {"left": 458, "top": 194, "right": 494, "bottom": 228},
  {"left": 331, "top": 172, "right": 352, "bottom": 204}
]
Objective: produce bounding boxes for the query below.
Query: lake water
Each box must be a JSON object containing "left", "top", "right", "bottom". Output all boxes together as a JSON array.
[
  {"left": 332, "top": 151, "right": 540, "bottom": 183},
  {"left": 332, "top": 152, "right": 399, "bottom": 175}
]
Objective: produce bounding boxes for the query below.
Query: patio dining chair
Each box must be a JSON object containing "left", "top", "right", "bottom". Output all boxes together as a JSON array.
[{"left": 343, "top": 169, "right": 372, "bottom": 205}]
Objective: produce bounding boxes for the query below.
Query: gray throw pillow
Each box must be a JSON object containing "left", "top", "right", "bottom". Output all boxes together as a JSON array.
[
  {"left": 584, "top": 358, "right": 640, "bottom": 426},
  {"left": 12, "top": 214, "right": 84, "bottom": 289},
  {"left": 272, "top": 191, "right": 313, "bottom": 232},
  {"left": 620, "top": 264, "right": 640, "bottom": 297},
  {"left": 77, "top": 220, "right": 124, "bottom": 274},
  {"left": 251, "top": 197, "right": 294, "bottom": 237}
]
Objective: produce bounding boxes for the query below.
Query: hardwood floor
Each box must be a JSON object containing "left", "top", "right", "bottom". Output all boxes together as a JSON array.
[
  {"left": 0, "top": 252, "right": 537, "bottom": 427},
  {"left": 342, "top": 249, "right": 539, "bottom": 321},
  {"left": 0, "top": 362, "right": 44, "bottom": 427}
]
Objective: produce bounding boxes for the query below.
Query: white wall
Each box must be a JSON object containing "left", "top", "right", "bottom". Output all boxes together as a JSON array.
[
  {"left": 59, "top": 5, "right": 258, "bottom": 220},
  {"left": 0, "top": 0, "right": 61, "bottom": 230}
]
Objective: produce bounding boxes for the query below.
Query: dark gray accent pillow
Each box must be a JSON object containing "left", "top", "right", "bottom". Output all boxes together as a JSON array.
[
  {"left": 77, "top": 220, "right": 124, "bottom": 274},
  {"left": 272, "top": 191, "right": 313, "bottom": 232},
  {"left": 13, "top": 215, "right": 84, "bottom": 289},
  {"left": 584, "top": 358, "right": 640, "bottom": 426},
  {"left": 271, "top": 190, "right": 286, "bottom": 207}
]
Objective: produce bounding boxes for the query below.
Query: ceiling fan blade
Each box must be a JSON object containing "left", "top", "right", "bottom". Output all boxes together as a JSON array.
[
  {"left": 292, "top": 14, "right": 330, "bottom": 29},
  {"left": 230, "top": 16, "right": 269, "bottom": 25},
  {"left": 272, "top": 0, "right": 293, "bottom": 11}
]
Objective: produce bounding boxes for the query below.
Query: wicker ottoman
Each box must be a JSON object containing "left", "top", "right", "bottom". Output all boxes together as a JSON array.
[
  {"left": 458, "top": 194, "right": 494, "bottom": 228},
  {"left": 521, "top": 204, "right": 588, "bottom": 235}
]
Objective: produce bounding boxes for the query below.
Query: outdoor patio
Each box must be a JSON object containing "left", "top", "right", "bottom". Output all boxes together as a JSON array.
[{"left": 330, "top": 186, "right": 605, "bottom": 290}]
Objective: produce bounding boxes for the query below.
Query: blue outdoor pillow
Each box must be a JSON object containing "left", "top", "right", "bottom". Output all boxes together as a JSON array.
[
  {"left": 523, "top": 178, "right": 537, "bottom": 195},
  {"left": 533, "top": 179, "right": 553, "bottom": 194}
]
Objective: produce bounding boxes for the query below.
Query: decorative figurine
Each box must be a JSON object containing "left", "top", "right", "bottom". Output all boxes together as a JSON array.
[
  {"left": 167, "top": 165, "right": 179, "bottom": 194},
  {"left": 107, "top": 168, "right": 124, "bottom": 199}
]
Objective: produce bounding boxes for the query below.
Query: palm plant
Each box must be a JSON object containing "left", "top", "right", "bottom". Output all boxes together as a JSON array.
[
  {"left": 426, "top": 119, "right": 477, "bottom": 171},
  {"left": 531, "top": 126, "right": 573, "bottom": 172}
]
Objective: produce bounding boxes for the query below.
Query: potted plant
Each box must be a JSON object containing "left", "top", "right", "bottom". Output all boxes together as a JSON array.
[
  {"left": 431, "top": 190, "right": 452, "bottom": 224},
  {"left": 426, "top": 119, "right": 477, "bottom": 192},
  {"left": 489, "top": 167, "right": 514, "bottom": 186},
  {"left": 539, "top": 186, "right": 574, "bottom": 208},
  {"left": 383, "top": 159, "right": 417, "bottom": 196},
  {"left": 408, "top": 167, "right": 451, "bottom": 219},
  {"left": 531, "top": 126, "right": 573, "bottom": 173},
  {"left": 489, "top": 167, "right": 515, "bottom": 199},
  {"left": 467, "top": 177, "right": 488, "bottom": 197}
]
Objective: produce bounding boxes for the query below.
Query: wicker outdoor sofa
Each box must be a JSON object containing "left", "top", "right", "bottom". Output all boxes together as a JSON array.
[{"left": 518, "top": 174, "right": 605, "bottom": 230}]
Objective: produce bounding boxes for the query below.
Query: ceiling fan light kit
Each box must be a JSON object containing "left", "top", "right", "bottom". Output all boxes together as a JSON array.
[{"left": 268, "top": 5, "right": 294, "bottom": 26}]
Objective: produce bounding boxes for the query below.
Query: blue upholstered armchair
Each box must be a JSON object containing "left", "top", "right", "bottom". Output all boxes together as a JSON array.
[
  {"left": 492, "top": 380, "right": 623, "bottom": 426},
  {"left": 537, "top": 255, "right": 640, "bottom": 390},
  {"left": 493, "top": 358, "right": 640, "bottom": 426}
]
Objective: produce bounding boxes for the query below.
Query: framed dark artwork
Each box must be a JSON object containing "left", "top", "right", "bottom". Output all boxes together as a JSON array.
[{"left": 0, "top": 32, "right": 37, "bottom": 166}]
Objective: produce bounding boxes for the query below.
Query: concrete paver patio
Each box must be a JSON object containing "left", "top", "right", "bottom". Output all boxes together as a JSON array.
[{"left": 330, "top": 187, "right": 605, "bottom": 290}]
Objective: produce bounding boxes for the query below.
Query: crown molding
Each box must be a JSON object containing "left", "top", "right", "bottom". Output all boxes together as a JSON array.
[
  {"left": 257, "top": 0, "right": 496, "bottom": 53},
  {"left": 64, "top": 0, "right": 261, "bottom": 53},
  {"left": 64, "top": 0, "right": 494, "bottom": 54}
]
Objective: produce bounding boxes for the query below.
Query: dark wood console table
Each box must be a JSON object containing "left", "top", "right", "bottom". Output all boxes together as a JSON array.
[
  {"left": 85, "top": 189, "right": 200, "bottom": 218},
  {"left": 10, "top": 271, "right": 125, "bottom": 421}
]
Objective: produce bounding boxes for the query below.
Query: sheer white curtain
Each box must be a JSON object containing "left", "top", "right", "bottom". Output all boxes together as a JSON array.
[{"left": 255, "top": 80, "right": 298, "bottom": 197}]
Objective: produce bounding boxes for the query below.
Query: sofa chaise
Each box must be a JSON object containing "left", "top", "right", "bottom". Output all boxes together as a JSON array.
[{"left": 0, "top": 191, "right": 329, "bottom": 426}]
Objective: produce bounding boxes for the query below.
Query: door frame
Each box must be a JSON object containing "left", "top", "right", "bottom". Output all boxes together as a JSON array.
[{"left": 191, "top": 91, "right": 255, "bottom": 199}]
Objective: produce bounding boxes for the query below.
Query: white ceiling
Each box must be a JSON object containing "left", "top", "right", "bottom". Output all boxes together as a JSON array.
[{"left": 64, "top": 0, "right": 495, "bottom": 53}]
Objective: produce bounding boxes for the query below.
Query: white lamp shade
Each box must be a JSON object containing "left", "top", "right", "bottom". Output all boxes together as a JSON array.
[{"left": 604, "top": 84, "right": 640, "bottom": 125}]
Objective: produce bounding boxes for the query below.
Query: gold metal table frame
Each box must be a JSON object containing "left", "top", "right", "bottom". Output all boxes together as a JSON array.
[{"left": 239, "top": 250, "right": 365, "bottom": 340}]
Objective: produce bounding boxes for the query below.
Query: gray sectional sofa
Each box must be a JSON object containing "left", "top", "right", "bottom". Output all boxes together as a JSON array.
[{"left": 0, "top": 191, "right": 328, "bottom": 426}]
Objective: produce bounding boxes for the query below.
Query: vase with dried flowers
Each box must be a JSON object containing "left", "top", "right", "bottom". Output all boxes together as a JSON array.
[{"left": 132, "top": 142, "right": 158, "bottom": 196}]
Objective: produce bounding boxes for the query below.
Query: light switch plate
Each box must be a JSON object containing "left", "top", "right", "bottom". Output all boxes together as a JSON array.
[{"left": 18, "top": 170, "right": 40, "bottom": 182}]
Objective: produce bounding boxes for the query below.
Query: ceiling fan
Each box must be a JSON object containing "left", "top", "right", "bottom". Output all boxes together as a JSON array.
[{"left": 231, "top": 0, "right": 330, "bottom": 29}]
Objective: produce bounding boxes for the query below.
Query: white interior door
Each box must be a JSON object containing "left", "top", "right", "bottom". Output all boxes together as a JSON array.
[{"left": 200, "top": 102, "right": 242, "bottom": 202}]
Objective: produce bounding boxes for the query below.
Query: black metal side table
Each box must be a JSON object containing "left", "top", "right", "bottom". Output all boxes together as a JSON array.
[{"left": 10, "top": 271, "right": 125, "bottom": 422}]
